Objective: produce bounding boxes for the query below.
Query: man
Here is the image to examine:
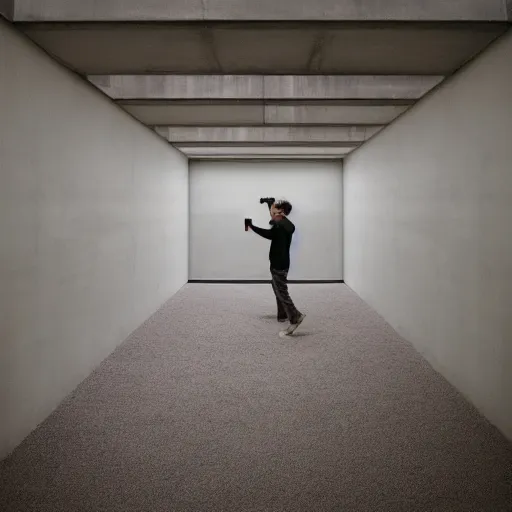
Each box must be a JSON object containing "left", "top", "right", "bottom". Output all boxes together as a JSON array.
[{"left": 248, "top": 200, "right": 306, "bottom": 336}]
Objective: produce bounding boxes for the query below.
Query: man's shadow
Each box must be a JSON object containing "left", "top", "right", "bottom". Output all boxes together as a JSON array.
[{"left": 260, "top": 314, "right": 279, "bottom": 320}]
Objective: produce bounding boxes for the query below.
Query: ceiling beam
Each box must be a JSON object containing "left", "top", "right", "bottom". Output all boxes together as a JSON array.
[
  {"left": 117, "top": 99, "right": 417, "bottom": 106},
  {"left": 155, "top": 126, "right": 382, "bottom": 144},
  {"left": 172, "top": 142, "right": 360, "bottom": 148},
  {"left": 177, "top": 145, "right": 355, "bottom": 157},
  {"left": 13, "top": 0, "right": 509, "bottom": 22},
  {"left": 189, "top": 156, "right": 347, "bottom": 160},
  {"left": 122, "top": 104, "right": 408, "bottom": 126},
  {"left": 264, "top": 105, "right": 405, "bottom": 126},
  {"left": 89, "top": 75, "right": 443, "bottom": 101},
  {"left": 18, "top": 23, "right": 507, "bottom": 75}
]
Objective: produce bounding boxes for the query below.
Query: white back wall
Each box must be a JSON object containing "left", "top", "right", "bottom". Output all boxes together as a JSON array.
[
  {"left": 343, "top": 30, "right": 512, "bottom": 440},
  {"left": 189, "top": 160, "right": 343, "bottom": 281},
  {"left": 0, "top": 20, "right": 189, "bottom": 458}
]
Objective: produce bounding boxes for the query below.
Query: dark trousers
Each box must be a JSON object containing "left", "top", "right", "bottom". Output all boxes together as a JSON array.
[{"left": 270, "top": 267, "right": 301, "bottom": 324}]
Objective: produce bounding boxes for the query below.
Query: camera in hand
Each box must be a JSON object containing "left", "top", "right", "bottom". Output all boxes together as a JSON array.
[
  {"left": 244, "top": 218, "right": 252, "bottom": 231},
  {"left": 260, "top": 197, "right": 275, "bottom": 207}
]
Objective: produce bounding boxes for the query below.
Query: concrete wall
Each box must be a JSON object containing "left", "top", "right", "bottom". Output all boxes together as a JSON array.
[
  {"left": 0, "top": 0, "right": 14, "bottom": 20},
  {"left": 189, "top": 160, "right": 343, "bottom": 281},
  {"left": 343, "top": 29, "right": 512, "bottom": 440},
  {"left": 0, "top": 20, "right": 189, "bottom": 458}
]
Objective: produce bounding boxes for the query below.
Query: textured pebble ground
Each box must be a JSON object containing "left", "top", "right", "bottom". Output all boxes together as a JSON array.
[{"left": 1, "top": 284, "right": 511, "bottom": 511}]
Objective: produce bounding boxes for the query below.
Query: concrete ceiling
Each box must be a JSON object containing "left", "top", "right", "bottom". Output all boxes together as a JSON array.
[
  {"left": 8, "top": 0, "right": 511, "bottom": 160},
  {"left": 14, "top": 22, "right": 509, "bottom": 75},
  {"left": 88, "top": 74, "right": 440, "bottom": 158}
]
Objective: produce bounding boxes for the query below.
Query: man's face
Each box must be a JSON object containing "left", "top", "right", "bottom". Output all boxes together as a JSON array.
[{"left": 270, "top": 203, "right": 284, "bottom": 219}]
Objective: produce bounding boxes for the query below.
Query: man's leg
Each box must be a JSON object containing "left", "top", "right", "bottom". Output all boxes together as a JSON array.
[
  {"left": 270, "top": 268, "right": 302, "bottom": 324},
  {"left": 271, "top": 279, "right": 287, "bottom": 321}
]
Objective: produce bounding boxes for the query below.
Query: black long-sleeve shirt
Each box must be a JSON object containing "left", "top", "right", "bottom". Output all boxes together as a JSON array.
[{"left": 251, "top": 217, "right": 295, "bottom": 270}]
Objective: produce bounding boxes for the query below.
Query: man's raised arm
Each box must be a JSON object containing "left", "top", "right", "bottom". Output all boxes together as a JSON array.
[{"left": 250, "top": 223, "right": 274, "bottom": 240}]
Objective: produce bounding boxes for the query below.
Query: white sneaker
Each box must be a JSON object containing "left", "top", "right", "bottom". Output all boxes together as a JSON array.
[{"left": 280, "top": 313, "right": 306, "bottom": 337}]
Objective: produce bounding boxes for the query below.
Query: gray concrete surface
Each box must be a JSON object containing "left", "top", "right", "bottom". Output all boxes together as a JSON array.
[
  {"left": 263, "top": 76, "right": 444, "bottom": 100},
  {"left": 156, "top": 126, "right": 382, "bottom": 144},
  {"left": 12, "top": 10, "right": 506, "bottom": 164},
  {"left": 13, "top": 0, "right": 510, "bottom": 21},
  {"left": 123, "top": 104, "right": 409, "bottom": 126},
  {"left": 187, "top": 155, "right": 345, "bottom": 160},
  {"left": 90, "top": 75, "right": 264, "bottom": 100},
  {"left": 90, "top": 75, "right": 443, "bottom": 101},
  {"left": 9, "top": 1, "right": 508, "bottom": 166},
  {"left": 125, "top": 104, "right": 265, "bottom": 127},
  {"left": 176, "top": 145, "right": 354, "bottom": 158},
  {"left": 264, "top": 105, "right": 408, "bottom": 126},
  {"left": 18, "top": 23, "right": 508, "bottom": 75},
  {"left": 0, "top": 0, "right": 14, "bottom": 19}
]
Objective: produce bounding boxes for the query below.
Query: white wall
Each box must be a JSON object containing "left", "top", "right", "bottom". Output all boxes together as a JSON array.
[
  {"left": 189, "top": 160, "right": 343, "bottom": 280},
  {"left": 0, "top": 20, "right": 189, "bottom": 458},
  {"left": 343, "top": 29, "right": 512, "bottom": 440}
]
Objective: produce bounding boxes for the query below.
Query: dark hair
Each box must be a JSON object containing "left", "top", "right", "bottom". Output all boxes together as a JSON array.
[{"left": 275, "top": 200, "right": 292, "bottom": 216}]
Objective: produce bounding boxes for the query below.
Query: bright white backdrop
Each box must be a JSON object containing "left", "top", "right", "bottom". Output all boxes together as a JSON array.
[{"left": 189, "top": 160, "right": 343, "bottom": 280}]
